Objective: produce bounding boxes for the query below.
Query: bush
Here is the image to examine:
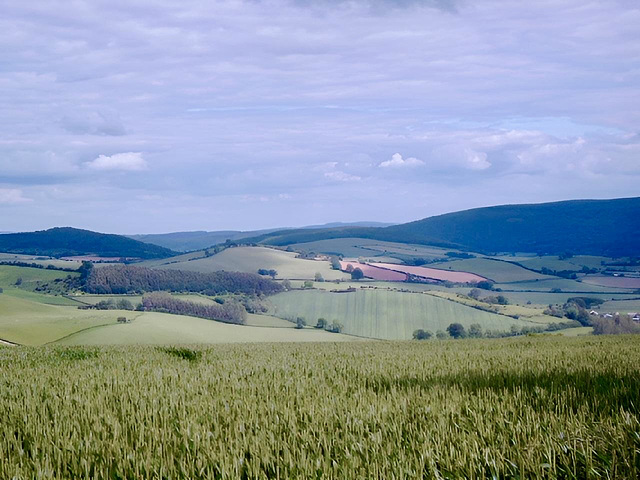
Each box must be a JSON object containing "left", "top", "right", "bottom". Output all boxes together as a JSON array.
[
  {"left": 413, "top": 329, "right": 433, "bottom": 340},
  {"left": 468, "top": 324, "right": 483, "bottom": 338},
  {"left": 351, "top": 268, "right": 364, "bottom": 280},
  {"left": 436, "top": 330, "right": 449, "bottom": 340},
  {"left": 315, "top": 318, "right": 327, "bottom": 329},
  {"left": 593, "top": 315, "right": 640, "bottom": 335},
  {"left": 314, "top": 272, "right": 325, "bottom": 282},
  {"left": 447, "top": 323, "right": 466, "bottom": 339},
  {"left": 328, "top": 322, "right": 343, "bottom": 333},
  {"left": 295, "top": 317, "right": 306, "bottom": 329}
]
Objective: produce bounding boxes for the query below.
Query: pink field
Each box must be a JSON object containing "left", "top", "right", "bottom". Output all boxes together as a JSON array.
[
  {"left": 369, "top": 262, "right": 487, "bottom": 283},
  {"left": 581, "top": 275, "right": 640, "bottom": 289},
  {"left": 340, "top": 261, "right": 408, "bottom": 281}
]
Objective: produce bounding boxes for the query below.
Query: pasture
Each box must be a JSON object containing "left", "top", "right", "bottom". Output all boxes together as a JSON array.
[
  {"left": 155, "top": 246, "right": 348, "bottom": 281},
  {"left": 269, "top": 288, "right": 538, "bottom": 339},
  {"left": 1, "top": 337, "right": 638, "bottom": 478},
  {"left": 430, "top": 258, "right": 553, "bottom": 283},
  {"left": 56, "top": 311, "right": 355, "bottom": 345},
  {"left": 369, "top": 262, "right": 487, "bottom": 283},
  {"left": 339, "top": 261, "right": 407, "bottom": 281}
]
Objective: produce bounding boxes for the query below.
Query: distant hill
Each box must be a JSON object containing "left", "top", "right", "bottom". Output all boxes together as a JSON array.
[
  {"left": 243, "top": 197, "right": 640, "bottom": 257},
  {"left": 0, "top": 227, "right": 176, "bottom": 259},
  {"left": 129, "top": 222, "right": 394, "bottom": 252}
]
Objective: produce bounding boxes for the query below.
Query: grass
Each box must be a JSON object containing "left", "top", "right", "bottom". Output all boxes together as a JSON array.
[
  {"left": 431, "top": 258, "right": 553, "bottom": 283},
  {"left": 269, "top": 288, "right": 539, "bottom": 339},
  {"left": 154, "top": 246, "right": 349, "bottom": 280},
  {"left": 497, "top": 277, "right": 633, "bottom": 293},
  {"left": 0, "top": 336, "right": 638, "bottom": 478},
  {"left": 55, "top": 311, "right": 358, "bottom": 345},
  {"left": 288, "top": 237, "right": 451, "bottom": 260},
  {"left": 0, "top": 295, "right": 125, "bottom": 345}
]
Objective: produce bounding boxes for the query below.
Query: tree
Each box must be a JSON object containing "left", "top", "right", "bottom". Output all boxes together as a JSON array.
[
  {"left": 476, "top": 281, "right": 494, "bottom": 290},
  {"left": 314, "top": 272, "right": 325, "bottom": 282},
  {"left": 295, "top": 317, "right": 306, "bottom": 329},
  {"left": 330, "top": 257, "right": 342, "bottom": 270},
  {"left": 282, "top": 279, "right": 292, "bottom": 290},
  {"left": 413, "top": 329, "right": 433, "bottom": 340},
  {"left": 447, "top": 323, "right": 466, "bottom": 339},
  {"left": 303, "top": 280, "right": 313, "bottom": 289},
  {"left": 328, "top": 321, "right": 343, "bottom": 333},
  {"left": 15, "top": 277, "right": 22, "bottom": 286},
  {"left": 351, "top": 267, "right": 364, "bottom": 280},
  {"left": 436, "top": 330, "right": 449, "bottom": 340},
  {"left": 468, "top": 289, "right": 482, "bottom": 300},
  {"left": 468, "top": 323, "right": 483, "bottom": 338},
  {"left": 315, "top": 318, "right": 327, "bottom": 329}
]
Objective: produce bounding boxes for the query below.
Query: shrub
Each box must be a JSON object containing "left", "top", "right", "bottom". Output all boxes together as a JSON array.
[
  {"left": 315, "top": 318, "right": 327, "bottom": 329},
  {"left": 413, "top": 329, "right": 433, "bottom": 340},
  {"left": 593, "top": 315, "right": 640, "bottom": 335},
  {"left": 447, "top": 323, "right": 466, "bottom": 339},
  {"left": 295, "top": 317, "right": 306, "bottom": 329}
]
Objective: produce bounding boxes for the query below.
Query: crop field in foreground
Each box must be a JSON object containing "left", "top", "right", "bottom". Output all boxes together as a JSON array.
[{"left": 1, "top": 336, "right": 638, "bottom": 479}]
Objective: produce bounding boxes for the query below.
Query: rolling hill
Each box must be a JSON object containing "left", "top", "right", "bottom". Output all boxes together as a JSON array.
[
  {"left": 0, "top": 227, "right": 176, "bottom": 259},
  {"left": 129, "top": 222, "right": 394, "bottom": 252},
  {"left": 243, "top": 197, "right": 640, "bottom": 257}
]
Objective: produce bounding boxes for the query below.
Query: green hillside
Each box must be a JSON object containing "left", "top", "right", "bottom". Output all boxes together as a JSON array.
[
  {"left": 0, "top": 227, "right": 176, "bottom": 259},
  {"left": 155, "top": 246, "right": 349, "bottom": 281},
  {"left": 56, "top": 311, "right": 356, "bottom": 345},
  {"left": 269, "top": 289, "right": 539, "bottom": 340}
]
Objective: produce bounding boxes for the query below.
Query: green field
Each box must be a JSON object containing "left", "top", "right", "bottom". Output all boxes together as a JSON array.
[
  {"left": 598, "top": 299, "right": 640, "bottom": 313},
  {"left": 430, "top": 258, "right": 553, "bottom": 283},
  {"left": 269, "top": 289, "right": 538, "bottom": 339},
  {"left": 511, "top": 255, "right": 609, "bottom": 272},
  {"left": 1, "top": 337, "right": 638, "bottom": 478},
  {"left": 288, "top": 237, "right": 452, "bottom": 261},
  {"left": 56, "top": 311, "right": 355, "bottom": 345},
  {"left": 0, "top": 295, "right": 123, "bottom": 345},
  {"left": 496, "top": 277, "right": 634, "bottom": 293},
  {"left": 154, "top": 246, "right": 349, "bottom": 280}
]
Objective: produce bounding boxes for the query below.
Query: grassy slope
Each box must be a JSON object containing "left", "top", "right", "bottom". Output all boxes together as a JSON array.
[
  {"left": 56, "top": 311, "right": 357, "bottom": 345},
  {"left": 430, "top": 258, "right": 552, "bottom": 283},
  {"left": 288, "top": 237, "right": 451, "bottom": 260},
  {"left": 0, "top": 295, "right": 121, "bottom": 345},
  {"left": 269, "top": 289, "right": 538, "bottom": 340},
  {"left": 496, "top": 277, "right": 633, "bottom": 293},
  {"left": 156, "top": 246, "right": 349, "bottom": 280}
]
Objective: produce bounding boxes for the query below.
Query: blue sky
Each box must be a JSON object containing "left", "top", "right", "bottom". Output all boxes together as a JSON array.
[{"left": 1, "top": 0, "right": 639, "bottom": 233}]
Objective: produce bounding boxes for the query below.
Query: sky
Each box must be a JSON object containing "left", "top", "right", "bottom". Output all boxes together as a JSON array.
[{"left": 1, "top": 0, "right": 639, "bottom": 234}]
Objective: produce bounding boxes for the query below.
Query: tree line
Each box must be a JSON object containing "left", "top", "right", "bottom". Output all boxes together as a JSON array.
[
  {"left": 141, "top": 292, "right": 247, "bottom": 325},
  {"left": 84, "top": 264, "right": 283, "bottom": 296}
]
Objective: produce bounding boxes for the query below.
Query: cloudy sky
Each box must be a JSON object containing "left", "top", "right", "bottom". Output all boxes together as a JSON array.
[{"left": 1, "top": 0, "right": 639, "bottom": 233}]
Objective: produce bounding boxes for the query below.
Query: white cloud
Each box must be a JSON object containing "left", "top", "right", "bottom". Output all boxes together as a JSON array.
[
  {"left": 324, "top": 171, "right": 361, "bottom": 182},
  {"left": 0, "top": 188, "right": 31, "bottom": 204},
  {"left": 379, "top": 153, "right": 425, "bottom": 168},
  {"left": 85, "top": 152, "right": 148, "bottom": 171},
  {"left": 465, "top": 149, "right": 491, "bottom": 170}
]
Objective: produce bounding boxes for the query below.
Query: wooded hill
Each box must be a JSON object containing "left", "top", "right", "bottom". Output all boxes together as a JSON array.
[
  {"left": 0, "top": 227, "right": 176, "bottom": 259},
  {"left": 242, "top": 197, "right": 640, "bottom": 257}
]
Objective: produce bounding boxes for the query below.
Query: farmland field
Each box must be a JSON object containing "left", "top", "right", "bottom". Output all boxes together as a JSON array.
[
  {"left": 155, "top": 246, "right": 348, "bottom": 280},
  {"left": 339, "top": 261, "right": 407, "bottom": 281},
  {"left": 581, "top": 275, "right": 640, "bottom": 289},
  {"left": 496, "top": 277, "right": 634, "bottom": 293},
  {"left": 56, "top": 311, "right": 354, "bottom": 345},
  {"left": 1, "top": 337, "right": 638, "bottom": 479},
  {"left": 369, "top": 262, "right": 487, "bottom": 283},
  {"left": 430, "top": 258, "right": 553, "bottom": 283},
  {"left": 269, "top": 289, "right": 537, "bottom": 339},
  {"left": 288, "top": 237, "right": 452, "bottom": 261}
]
